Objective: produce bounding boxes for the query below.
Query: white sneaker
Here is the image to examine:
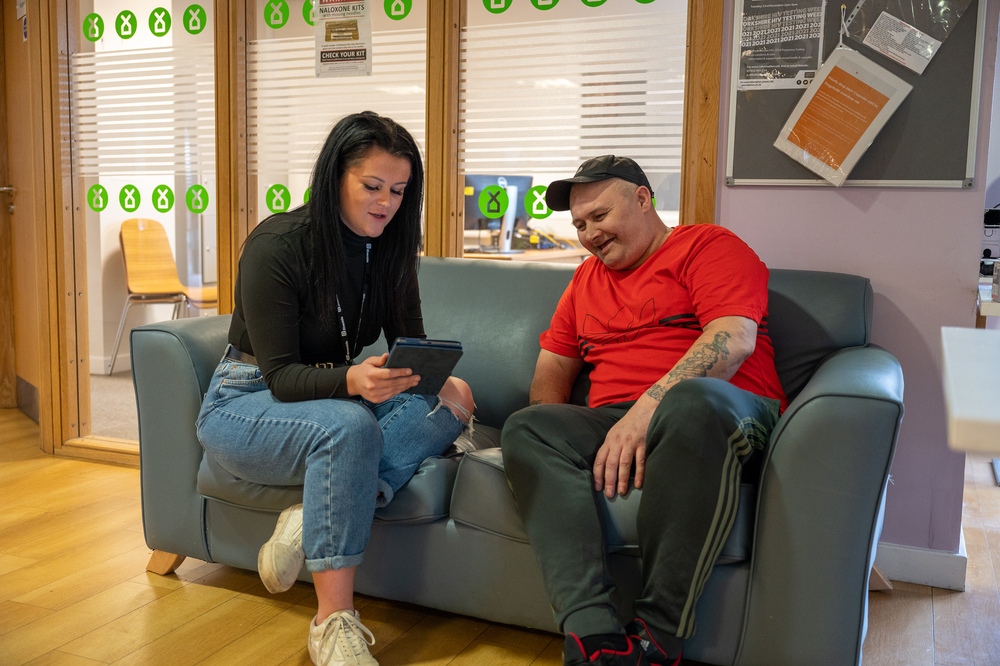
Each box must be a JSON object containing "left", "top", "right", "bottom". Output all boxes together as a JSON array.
[
  {"left": 258, "top": 503, "right": 304, "bottom": 594},
  {"left": 308, "top": 610, "right": 378, "bottom": 665}
]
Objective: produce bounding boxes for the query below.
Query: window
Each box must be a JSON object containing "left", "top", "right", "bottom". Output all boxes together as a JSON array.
[{"left": 458, "top": 0, "right": 687, "bottom": 255}]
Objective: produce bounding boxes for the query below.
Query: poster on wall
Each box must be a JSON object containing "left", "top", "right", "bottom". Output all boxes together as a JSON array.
[
  {"left": 314, "top": 0, "right": 373, "bottom": 77},
  {"left": 737, "top": 0, "right": 826, "bottom": 90},
  {"left": 845, "top": 0, "right": 972, "bottom": 75},
  {"left": 773, "top": 47, "right": 911, "bottom": 186}
]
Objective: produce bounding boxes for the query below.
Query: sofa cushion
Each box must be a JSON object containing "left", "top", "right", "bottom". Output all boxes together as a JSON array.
[
  {"left": 450, "top": 448, "right": 755, "bottom": 564},
  {"left": 196, "top": 424, "right": 505, "bottom": 525}
]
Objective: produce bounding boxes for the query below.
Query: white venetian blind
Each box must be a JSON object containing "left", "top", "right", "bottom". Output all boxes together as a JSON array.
[
  {"left": 70, "top": 44, "right": 217, "bottom": 176},
  {"left": 246, "top": 29, "right": 428, "bottom": 177},
  {"left": 459, "top": 8, "right": 687, "bottom": 201}
]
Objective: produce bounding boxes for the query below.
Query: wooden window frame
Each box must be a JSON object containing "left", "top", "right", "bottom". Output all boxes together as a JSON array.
[{"left": 26, "top": 0, "right": 722, "bottom": 455}]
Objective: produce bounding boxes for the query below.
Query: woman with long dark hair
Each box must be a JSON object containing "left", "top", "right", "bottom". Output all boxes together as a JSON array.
[{"left": 196, "top": 112, "right": 474, "bottom": 666}]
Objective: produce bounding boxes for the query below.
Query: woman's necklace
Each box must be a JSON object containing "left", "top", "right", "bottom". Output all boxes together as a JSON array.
[{"left": 335, "top": 242, "right": 372, "bottom": 365}]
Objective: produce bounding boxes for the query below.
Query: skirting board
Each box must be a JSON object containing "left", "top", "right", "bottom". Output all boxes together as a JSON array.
[
  {"left": 92, "top": 352, "right": 130, "bottom": 375},
  {"left": 875, "top": 530, "right": 968, "bottom": 591}
]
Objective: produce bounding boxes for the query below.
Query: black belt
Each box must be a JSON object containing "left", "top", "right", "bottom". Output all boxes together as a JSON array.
[
  {"left": 224, "top": 344, "right": 258, "bottom": 365},
  {"left": 224, "top": 344, "right": 340, "bottom": 369}
]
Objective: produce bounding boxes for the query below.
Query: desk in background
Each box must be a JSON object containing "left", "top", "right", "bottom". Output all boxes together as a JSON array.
[
  {"left": 941, "top": 326, "right": 1000, "bottom": 454},
  {"left": 463, "top": 247, "right": 590, "bottom": 264},
  {"left": 977, "top": 281, "right": 1000, "bottom": 327}
]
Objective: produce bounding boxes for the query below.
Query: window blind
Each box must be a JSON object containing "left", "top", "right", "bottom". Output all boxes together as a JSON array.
[
  {"left": 458, "top": 10, "right": 686, "bottom": 186},
  {"left": 70, "top": 44, "right": 217, "bottom": 176},
  {"left": 247, "top": 29, "right": 428, "bottom": 177}
]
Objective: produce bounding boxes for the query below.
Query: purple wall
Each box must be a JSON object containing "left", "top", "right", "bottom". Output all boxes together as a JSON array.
[{"left": 717, "top": 0, "right": 999, "bottom": 553}]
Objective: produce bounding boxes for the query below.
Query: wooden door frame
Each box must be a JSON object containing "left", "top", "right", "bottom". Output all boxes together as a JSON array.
[
  {"left": 28, "top": 0, "right": 724, "bottom": 456},
  {"left": 5, "top": 0, "right": 71, "bottom": 454},
  {"left": 214, "top": 0, "right": 724, "bottom": 277}
]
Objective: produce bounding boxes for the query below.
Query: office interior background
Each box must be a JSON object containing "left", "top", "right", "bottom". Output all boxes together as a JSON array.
[{"left": 2, "top": 0, "right": 1000, "bottom": 662}]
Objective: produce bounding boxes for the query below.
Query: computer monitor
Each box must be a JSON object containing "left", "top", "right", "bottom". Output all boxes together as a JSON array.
[{"left": 463, "top": 174, "right": 533, "bottom": 253}]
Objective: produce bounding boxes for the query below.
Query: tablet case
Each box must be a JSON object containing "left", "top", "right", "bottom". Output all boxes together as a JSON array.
[{"left": 386, "top": 338, "right": 463, "bottom": 395}]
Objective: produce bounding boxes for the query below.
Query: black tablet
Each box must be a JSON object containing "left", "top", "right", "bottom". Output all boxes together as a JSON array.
[{"left": 386, "top": 338, "right": 463, "bottom": 395}]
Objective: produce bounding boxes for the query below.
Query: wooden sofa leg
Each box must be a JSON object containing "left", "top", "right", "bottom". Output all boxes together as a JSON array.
[
  {"left": 147, "top": 550, "right": 186, "bottom": 575},
  {"left": 868, "top": 564, "right": 893, "bottom": 591}
]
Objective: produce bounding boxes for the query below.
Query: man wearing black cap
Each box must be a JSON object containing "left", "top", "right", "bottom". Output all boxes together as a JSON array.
[{"left": 501, "top": 156, "right": 787, "bottom": 666}]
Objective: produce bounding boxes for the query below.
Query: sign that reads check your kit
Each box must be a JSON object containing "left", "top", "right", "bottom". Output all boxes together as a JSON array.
[{"left": 314, "top": 0, "right": 373, "bottom": 77}]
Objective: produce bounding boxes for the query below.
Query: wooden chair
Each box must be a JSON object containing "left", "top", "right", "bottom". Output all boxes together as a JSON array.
[{"left": 108, "top": 218, "right": 218, "bottom": 375}]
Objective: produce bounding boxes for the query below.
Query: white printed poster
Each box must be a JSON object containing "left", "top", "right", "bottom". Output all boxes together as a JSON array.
[
  {"left": 737, "top": 0, "right": 825, "bottom": 90},
  {"left": 860, "top": 11, "right": 941, "bottom": 75},
  {"left": 315, "top": 0, "right": 372, "bottom": 78}
]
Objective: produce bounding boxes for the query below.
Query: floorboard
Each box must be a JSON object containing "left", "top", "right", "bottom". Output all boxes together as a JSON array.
[{"left": 2, "top": 408, "right": 1000, "bottom": 665}]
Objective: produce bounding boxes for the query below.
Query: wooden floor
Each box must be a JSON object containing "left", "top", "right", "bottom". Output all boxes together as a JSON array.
[{"left": 1, "top": 408, "right": 999, "bottom": 665}]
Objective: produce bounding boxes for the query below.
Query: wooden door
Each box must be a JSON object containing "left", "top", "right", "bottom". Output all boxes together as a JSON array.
[
  {"left": 2, "top": 2, "right": 46, "bottom": 421},
  {"left": 0, "top": 5, "right": 15, "bottom": 409}
]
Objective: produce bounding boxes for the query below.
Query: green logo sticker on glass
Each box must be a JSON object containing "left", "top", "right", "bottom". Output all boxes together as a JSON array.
[
  {"left": 184, "top": 5, "right": 207, "bottom": 34},
  {"left": 302, "top": 0, "right": 315, "bottom": 26},
  {"left": 120, "top": 185, "right": 141, "bottom": 212},
  {"left": 385, "top": 0, "right": 412, "bottom": 20},
  {"left": 116, "top": 11, "right": 137, "bottom": 39},
  {"left": 264, "top": 0, "right": 290, "bottom": 29},
  {"left": 531, "top": 0, "right": 559, "bottom": 9},
  {"left": 478, "top": 185, "right": 508, "bottom": 219},
  {"left": 87, "top": 184, "right": 108, "bottom": 212},
  {"left": 634, "top": 0, "right": 657, "bottom": 3},
  {"left": 581, "top": 0, "right": 607, "bottom": 5},
  {"left": 525, "top": 186, "right": 552, "bottom": 219},
  {"left": 186, "top": 184, "right": 209, "bottom": 213},
  {"left": 149, "top": 8, "right": 172, "bottom": 36},
  {"left": 152, "top": 185, "right": 175, "bottom": 213},
  {"left": 83, "top": 13, "right": 104, "bottom": 41},
  {"left": 267, "top": 184, "right": 291, "bottom": 213},
  {"left": 483, "top": 0, "right": 512, "bottom": 14},
  {"left": 304, "top": 187, "right": 312, "bottom": 204}
]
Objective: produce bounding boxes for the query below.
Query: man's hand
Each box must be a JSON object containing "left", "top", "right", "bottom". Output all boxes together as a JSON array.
[
  {"left": 593, "top": 399, "right": 656, "bottom": 498},
  {"left": 346, "top": 354, "right": 421, "bottom": 403}
]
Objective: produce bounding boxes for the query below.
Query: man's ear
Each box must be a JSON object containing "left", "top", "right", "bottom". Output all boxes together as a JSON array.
[{"left": 635, "top": 185, "right": 654, "bottom": 211}]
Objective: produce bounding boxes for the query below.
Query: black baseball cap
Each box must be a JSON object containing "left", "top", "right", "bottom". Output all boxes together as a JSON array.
[{"left": 545, "top": 155, "right": 654, "bottom": 211}]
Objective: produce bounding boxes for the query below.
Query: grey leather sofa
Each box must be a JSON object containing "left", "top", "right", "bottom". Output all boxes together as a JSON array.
[{"left": 132, "top": 257, "right": 904, "bottom": 666}]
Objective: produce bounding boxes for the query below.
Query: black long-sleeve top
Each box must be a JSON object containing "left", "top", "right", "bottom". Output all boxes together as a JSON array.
[{"left": 228, "top": 208, "right": 424, "bottom": 402}]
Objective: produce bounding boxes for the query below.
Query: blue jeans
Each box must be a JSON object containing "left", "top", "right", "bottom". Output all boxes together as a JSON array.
[{"left": 195, "top": 357, "right": 466, "bottom": 572}]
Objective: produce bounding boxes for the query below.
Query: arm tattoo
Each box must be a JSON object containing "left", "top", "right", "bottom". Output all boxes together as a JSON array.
[
  {"left": 529, "top": 399, "right": 542, "bottom": 406},
  {"left": 665, "top": 331, "right": 732, "bottom": 384},
  {"left": 646, "top": 384, "right": 667, "bottom": 402}
]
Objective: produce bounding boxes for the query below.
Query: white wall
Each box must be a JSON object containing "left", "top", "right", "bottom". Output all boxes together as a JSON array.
[{"left": 718, "top": 0, "right": 999, "bottom": 556}]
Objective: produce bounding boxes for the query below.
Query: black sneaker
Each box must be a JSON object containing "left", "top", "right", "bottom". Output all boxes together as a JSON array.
[
  {"left": 564, "top": 632, "right": 651, "bottom": 665},
  {"left": 625, "top": 618, "right": 682, "bottom": 666}
]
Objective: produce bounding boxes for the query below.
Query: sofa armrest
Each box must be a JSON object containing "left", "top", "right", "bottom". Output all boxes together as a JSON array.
[
  {"left": 131, "top": 316, "right": 231, "bottom": 563},
  {"left": 736, "top": 346, "right": 904, "bottom": 666}
]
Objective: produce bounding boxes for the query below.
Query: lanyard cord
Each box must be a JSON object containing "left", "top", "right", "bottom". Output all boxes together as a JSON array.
[{"left": 335, "top": 242, "right": 372, "bottom": 366}]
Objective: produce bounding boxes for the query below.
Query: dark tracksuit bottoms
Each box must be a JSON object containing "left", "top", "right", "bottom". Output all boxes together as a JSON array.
[{"left": 501, "top": 377, "right": 781, "bottom": 641}]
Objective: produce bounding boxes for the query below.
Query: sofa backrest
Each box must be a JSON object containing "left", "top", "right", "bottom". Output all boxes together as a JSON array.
[
  {"left": 765, "top": 269, "right": 872, "bottom": 400},
  {"left": 363, "top": 257, "right": 576, "bottom": 429},
  {"left": 130, "top": 259, "right": 873, "bottom": 433}
]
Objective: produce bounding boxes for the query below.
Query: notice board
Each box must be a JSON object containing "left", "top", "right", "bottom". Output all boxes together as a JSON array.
[{"left": 726, "top": 0, "right": 987, "bottom": 187}]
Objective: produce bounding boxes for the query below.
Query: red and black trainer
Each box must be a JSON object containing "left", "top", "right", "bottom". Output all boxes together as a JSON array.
[
  {"left": 625, "top": 618, "right": 682, "bottom": 666},
  {"left": 563, "top": 632, "right": 651, "bottom": 666}
]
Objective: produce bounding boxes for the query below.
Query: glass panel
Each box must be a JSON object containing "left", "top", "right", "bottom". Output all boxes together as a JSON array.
[
  {"left": 247, "top": 0, "right": 427, "bottom": 229},
  {"left": 459, "top": 0, "right": 686, "bottom": 258},
  {"left": 71, "top": 0, "right": 217, "bottom": 439}
]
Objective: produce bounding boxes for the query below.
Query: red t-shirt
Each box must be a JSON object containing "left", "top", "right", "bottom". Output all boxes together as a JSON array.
[{"left": 540, "top": 224, "right": 788, "bottom": 411}]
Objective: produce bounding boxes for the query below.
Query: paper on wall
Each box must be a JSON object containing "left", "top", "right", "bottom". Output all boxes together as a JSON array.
[
  {"left": 737, "top": 0, "right": 825, "bottom": 90},
  {"left": 773, "top": 47, "right": 912, "bottom": 186},
  {"left": 861, "top": 11, "right": 941, "bottom": 74},
  {"left": 315, "top": 0, "right": 372, "bottom": 78}
]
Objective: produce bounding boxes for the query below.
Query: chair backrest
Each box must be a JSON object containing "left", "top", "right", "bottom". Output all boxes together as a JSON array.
[{"left": 120, "top": 218, "right": 186, "bottom": 297}]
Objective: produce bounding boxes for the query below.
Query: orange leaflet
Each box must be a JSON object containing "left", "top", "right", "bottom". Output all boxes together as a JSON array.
[{"left": 787, "top": 66, "right": 890, "bottom": 169}]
